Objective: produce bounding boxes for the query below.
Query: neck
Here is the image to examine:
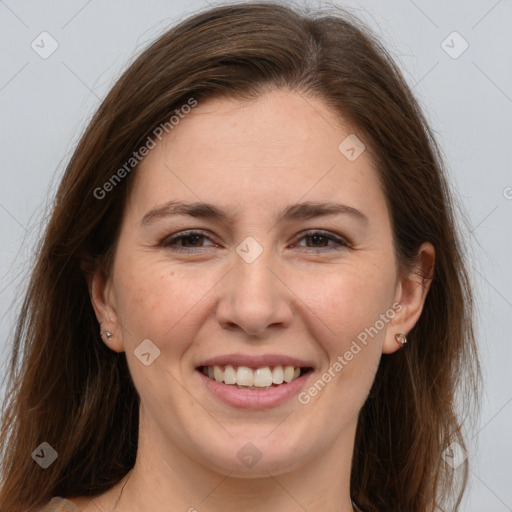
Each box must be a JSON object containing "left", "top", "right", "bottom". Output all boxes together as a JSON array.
[{"left": 113, "top": 409, "right": 357, "bottom": 512}]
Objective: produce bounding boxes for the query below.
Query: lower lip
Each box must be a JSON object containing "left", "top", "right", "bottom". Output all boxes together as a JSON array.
[{"left": 196, "top": 370, "right": 313, "bottom": 409}]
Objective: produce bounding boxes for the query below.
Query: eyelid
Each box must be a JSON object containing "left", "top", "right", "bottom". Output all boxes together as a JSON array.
[
  {"left": 159, "top": 228, "right": 351, "bottom": 252},
  {"left": 292, "top": 229, "right": 351, "bottom": 250},
  {"left": 160, "top": 229, "right": 218, "bottom": 250}
]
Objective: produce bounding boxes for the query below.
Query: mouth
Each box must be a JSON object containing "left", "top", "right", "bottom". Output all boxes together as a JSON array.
[
  {"left": 197, "top": 364, "right": 314, "bottom": 391},
  {"left": 195, "top": 354, "right": 315, "bottom": 409}
]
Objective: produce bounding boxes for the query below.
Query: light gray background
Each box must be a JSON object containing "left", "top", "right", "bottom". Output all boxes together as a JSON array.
[{"left": 1, "top": 1, "right": 511, "bottom": 510}]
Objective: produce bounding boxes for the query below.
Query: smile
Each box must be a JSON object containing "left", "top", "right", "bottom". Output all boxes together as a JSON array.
[{"left": 198, "top": 364, "right": 312, "bottom": 390}]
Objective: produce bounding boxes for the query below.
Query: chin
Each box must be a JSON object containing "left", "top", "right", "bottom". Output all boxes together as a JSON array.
[{"left": 188, "top": 429, "right": 312, "bottom": 478}]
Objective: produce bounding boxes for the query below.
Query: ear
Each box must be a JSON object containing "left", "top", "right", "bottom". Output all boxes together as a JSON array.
[
  {"left": 82, "top": 259, "right": 125, "bottom": 353},
  {"left": 382, "top": 242, "right": 435, "bottom": 354}
]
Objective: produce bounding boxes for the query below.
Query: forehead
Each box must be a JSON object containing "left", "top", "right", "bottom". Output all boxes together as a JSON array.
[{"left": 129, "top": 89, "right": 387, "bottom": 224}]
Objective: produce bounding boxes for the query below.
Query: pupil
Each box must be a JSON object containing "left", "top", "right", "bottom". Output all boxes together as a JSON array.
[
  {"left": 184, "top": 234, "right": 202, "bottom": 247},
  {"left": 309, "top": 235, "right": 325, "bottom": 247}
]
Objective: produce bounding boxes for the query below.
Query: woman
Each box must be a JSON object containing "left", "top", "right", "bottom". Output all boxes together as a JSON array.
[{"left": 0, "top": 2, "right": 480, "bottom": 511}]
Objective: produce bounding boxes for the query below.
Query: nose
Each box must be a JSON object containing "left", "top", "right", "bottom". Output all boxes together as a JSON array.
[{"left": 215, "top": 246, "right": 294, "bottom": 337}]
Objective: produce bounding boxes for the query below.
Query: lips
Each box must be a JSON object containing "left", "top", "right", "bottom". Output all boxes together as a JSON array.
[
  {"left": 196, "top": 353, "right": 315, "bottom": 370},
  {"left": 195, "top": 354, "right": 315, "bottom": 408}
]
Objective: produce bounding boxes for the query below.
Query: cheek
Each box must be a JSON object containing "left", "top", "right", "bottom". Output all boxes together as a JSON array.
[
  {"left": 293, "top": 270, "right": 391, "bottom": 414},
  {"left": 287, "top": 259, "right": 395, "bottom": 355},
  {"left": 112, "top": 260, "right": 205, "bottom": 397},
  {"left": 112, "top": 255, "right": 219, "bottom": 348}
]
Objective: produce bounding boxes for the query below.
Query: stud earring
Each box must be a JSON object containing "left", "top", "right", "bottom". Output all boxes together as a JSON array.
[
  {"left": 395, "top": 333, "right": 407, "bottom": 347},
  {"left": 100, "top": 330, "right": 112, "bottom": 339}
]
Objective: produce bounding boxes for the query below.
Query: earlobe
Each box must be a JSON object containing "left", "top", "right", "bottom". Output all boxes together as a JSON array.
[
  {"left": 394, "top": 333, "right": 408, "bottom": 348},
  {"left": 82, "top": 262, "right": 125, "bottom": 353},
  {"left": 382, "top": 242, "right": 435, "bottom": 354}
]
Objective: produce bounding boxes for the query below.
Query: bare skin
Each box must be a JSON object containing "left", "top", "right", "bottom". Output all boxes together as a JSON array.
[{"left": 68, "top": 89, "right": 434, "bottom": 512}]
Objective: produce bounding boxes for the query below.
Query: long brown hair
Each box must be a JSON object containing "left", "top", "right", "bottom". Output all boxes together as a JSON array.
[{"left": 0, "top": 2, "right": 480, "bottom": 511}]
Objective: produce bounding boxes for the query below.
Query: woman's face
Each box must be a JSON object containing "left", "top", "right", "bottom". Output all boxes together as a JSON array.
[{"left": 93, "top": 89, "right": 430, "bottom": 477}]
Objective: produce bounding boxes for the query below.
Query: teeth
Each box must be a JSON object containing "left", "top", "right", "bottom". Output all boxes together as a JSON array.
[
  {"left": 253, "top": 367, "right": 273, "bottom": 387},
  {"left": 236, "top": 366, "right": 253, "bottom": 386},
  {"left": 283, "top": 365, "right": 294, "bottom": 383},
  {"left": 214, "top": 365, "right": 223, "bottom": 383},
  {"left": 272, "top": 366, "right": 284, "bottom": 384},
  {"left": 223, "top": 364, "right": 236, "bottom": 385},
  {"left": 203, "top": 364, "right": 305, "bottom": 387}
]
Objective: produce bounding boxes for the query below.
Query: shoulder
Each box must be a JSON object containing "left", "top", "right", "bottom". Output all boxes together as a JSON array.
[{"left": 35, "top": 497, "right": 83, "bottom": 512}]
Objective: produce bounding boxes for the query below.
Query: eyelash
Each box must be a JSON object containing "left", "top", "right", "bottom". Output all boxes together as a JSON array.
[{"left": 160, "top": 229, "right": 350, "bottom": 253}]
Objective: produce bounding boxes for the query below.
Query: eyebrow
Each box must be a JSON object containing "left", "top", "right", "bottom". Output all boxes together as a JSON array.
[{"left": 141, "top": 200, "right": 369, "bottom": 226}]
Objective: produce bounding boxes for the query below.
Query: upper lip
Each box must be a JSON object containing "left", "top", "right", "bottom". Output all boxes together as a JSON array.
[{"left": 196, "top": 353, "right": 315, "bottom": 369}]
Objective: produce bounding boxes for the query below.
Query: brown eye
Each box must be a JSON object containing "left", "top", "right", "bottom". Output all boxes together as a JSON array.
[
  {"left": 161, "top": 230, "right": 217, "bottom": 252},
  {"left": 304, "top": 234, "right": 330, "bottom": 248},
  {"left": 294, "top": 230, "right": 349, "bottom": 251},
  {"left": 175, "top": 234, "right": 205, "bottom": 247}
]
